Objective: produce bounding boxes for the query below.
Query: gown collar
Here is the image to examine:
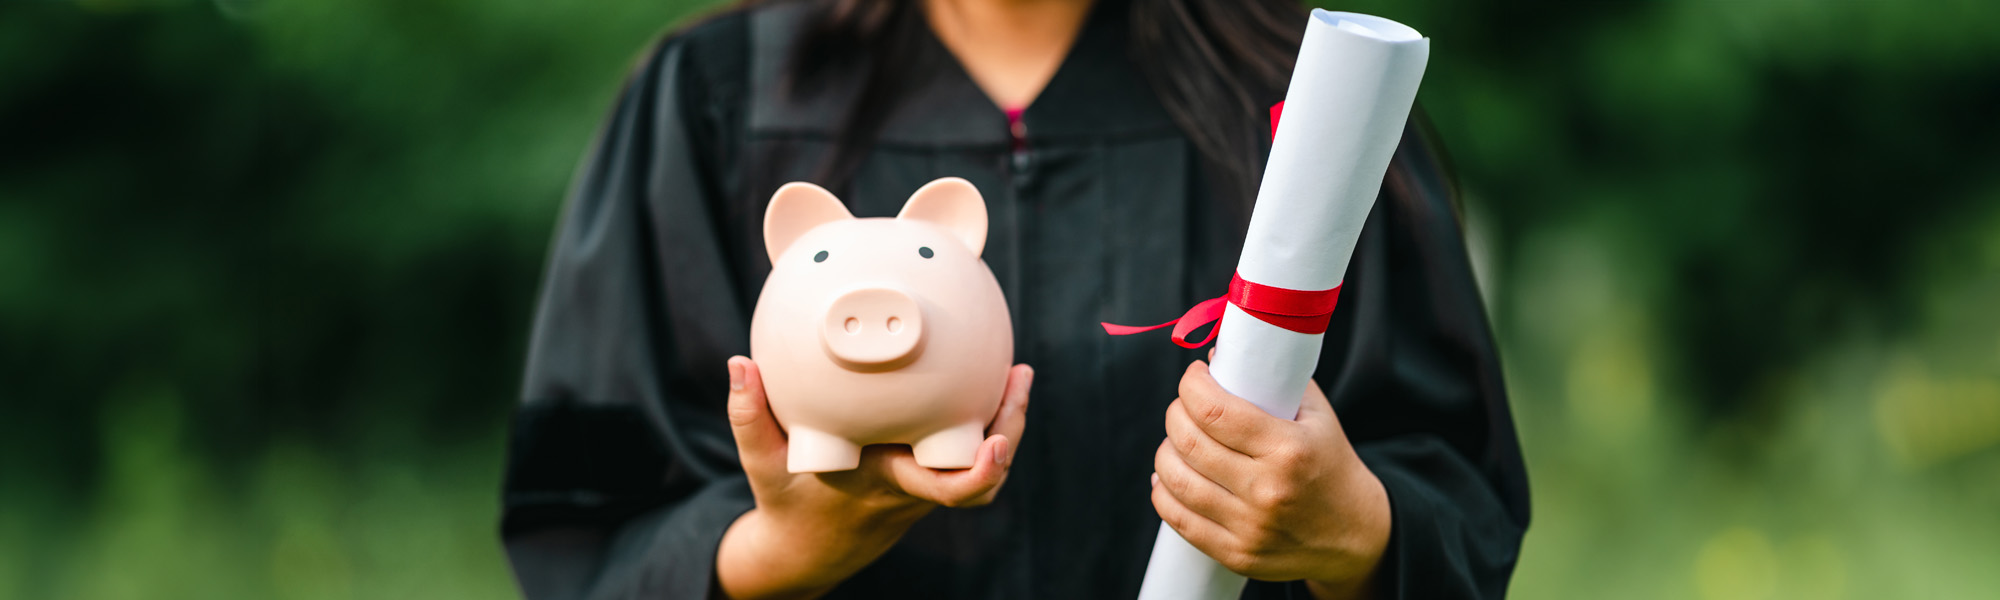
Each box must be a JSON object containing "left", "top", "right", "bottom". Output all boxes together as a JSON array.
[{"left": 748, "top": 0, "right": 1176, "bottom": 147}]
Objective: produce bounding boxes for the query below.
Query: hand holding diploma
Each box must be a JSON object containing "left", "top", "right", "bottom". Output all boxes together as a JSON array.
[
  {"left": 1113, "top": 9, "right": 1431, "bottom": 600},
  {"left": 1151, "top": 359, "right": 1391, "bottom": 599}
]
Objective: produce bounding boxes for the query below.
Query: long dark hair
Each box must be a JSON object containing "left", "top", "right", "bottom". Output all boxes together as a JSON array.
[{"left": 782, "top": 0, "right": 1308, "bottom": 212}]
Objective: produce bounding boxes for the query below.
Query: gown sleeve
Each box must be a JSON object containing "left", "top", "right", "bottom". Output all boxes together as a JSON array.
[
  {"left": 499, "top": 23, "right": 756, "bottom": 600},
  {"left": 1255, "top": 122, "right": 1532, "bottom": 600}
]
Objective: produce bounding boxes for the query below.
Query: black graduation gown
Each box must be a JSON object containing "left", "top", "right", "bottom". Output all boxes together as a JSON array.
[{"left": 500, "top": 2, "right": 1529, "bottom": 599}]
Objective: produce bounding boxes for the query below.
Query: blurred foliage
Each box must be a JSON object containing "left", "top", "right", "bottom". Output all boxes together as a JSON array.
[{"left": 2, "top": 0, "right": 1997, "bottom": 598}]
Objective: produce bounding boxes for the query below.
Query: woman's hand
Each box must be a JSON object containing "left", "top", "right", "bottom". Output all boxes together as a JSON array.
[
  {"left": 715, "top": 356, "right": 1033, "bottom": 600},
  {"left": 1151, "top": 360, "right": 1392, "bottom": 600}
]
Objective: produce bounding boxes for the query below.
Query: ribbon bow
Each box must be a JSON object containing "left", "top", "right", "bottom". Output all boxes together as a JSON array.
[
  {"left": 1100, "top": 273, "right": 1341, "bottom": 349},
  {"left": 1100, "top": 102, "right": 1338, "bottom": 349}
]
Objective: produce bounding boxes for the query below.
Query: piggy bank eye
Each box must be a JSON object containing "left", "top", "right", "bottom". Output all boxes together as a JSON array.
[
  {"left": 918, "top": 246, "right": 934, "bottom": 259},
  {"left": 814, "top": 250, "right": 829, "bottom": 263}
]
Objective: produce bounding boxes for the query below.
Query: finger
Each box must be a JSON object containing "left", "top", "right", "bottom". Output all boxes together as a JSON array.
[
  {"left": 1293, "top": 378, "right": 1359, "bottom": 456},
  {"left": 726, "top": 357, "right": 787, "bottom": 472},
  {"left": 1154, "top": 438, "right": 1249, "bottom": 524},
  {"left": 885, "top": 434, "right": 1010, "bottom": 508},
  {"left": 1294, "top": 377, "right": 1337, "bottom": 423},
  {"left": 1163, "top": 399, "right": 1257, "bottom": 493},
  {"left": 1151, "top": 466, "right": 1244, "bottom": 565},
  {"left": 984, "top": 365, "right": 1034, "bottom": 465},
  {"left": 1177, "top": 360, "right": 1290, "bottom": 457}
]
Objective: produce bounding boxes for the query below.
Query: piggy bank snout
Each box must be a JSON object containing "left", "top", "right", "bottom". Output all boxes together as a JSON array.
[{"left": 821, "top": 287, "right": 925, "bottom": 369}]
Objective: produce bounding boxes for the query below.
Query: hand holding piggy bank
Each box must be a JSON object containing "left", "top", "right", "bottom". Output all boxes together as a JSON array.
[{"left": 750, "top": 177, "right": 1015, "bottom": 473}]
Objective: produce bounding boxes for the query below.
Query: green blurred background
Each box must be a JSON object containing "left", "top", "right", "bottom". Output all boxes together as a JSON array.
[{"left": 3, "top": 0, "right": 1997, "bottom": 597}]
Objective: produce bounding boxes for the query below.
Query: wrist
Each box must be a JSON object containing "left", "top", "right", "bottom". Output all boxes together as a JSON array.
[
  {"left": 716, "top": 504, "right": 931, "bottom": 599},
  {"left": 770, "top": 498, "right": 934, "bottom": 560},
  {"left": 1305, "top": 463, "right": 1392, "bottom": 599},
  {"left": 1305, "top": 575, "right": 1378, "bottom": 600}
]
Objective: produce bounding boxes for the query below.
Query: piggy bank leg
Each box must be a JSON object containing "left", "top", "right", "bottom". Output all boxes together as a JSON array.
[
  {"left": 911, "top": 422, "right": 984, "bottom": 470},
  {"left": 787, "top": 426, "right": 863, "bottom": 473}
]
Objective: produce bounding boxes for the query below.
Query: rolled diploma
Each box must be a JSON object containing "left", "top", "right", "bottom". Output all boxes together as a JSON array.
[{"left": 1136, "top": 10, "right": 1428, "bottom": 600}]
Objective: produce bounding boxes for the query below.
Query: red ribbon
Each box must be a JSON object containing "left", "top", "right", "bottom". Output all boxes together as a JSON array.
[
  {"left": 1100, "top": 102, "right": 1325, "bottom": 349},
  {"left": 1100, "top": 273, "right": 1341, "bottom": 349},
  {"left": 1270, "top": 100, "right": 1285, "bottom": 140}
]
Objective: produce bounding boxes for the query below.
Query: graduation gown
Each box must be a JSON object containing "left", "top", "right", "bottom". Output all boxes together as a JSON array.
[{"left": 501, "top": 2, "right": 1529, "bottom": 598}]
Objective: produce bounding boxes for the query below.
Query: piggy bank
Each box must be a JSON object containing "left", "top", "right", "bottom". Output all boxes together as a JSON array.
[{"left": 750, "top": 177, "right": 1014, "bottom": 473}]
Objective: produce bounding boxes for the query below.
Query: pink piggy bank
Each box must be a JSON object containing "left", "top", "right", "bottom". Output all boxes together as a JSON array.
[{"left": 750, "top": 177, "right": 1014, "bottom": 473}]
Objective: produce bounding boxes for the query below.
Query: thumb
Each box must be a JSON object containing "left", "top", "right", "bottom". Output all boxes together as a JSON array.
[
  {"left": 1296, "top": 377, "right": 1338, "bottom": 423},
  {"left": 726, "top": 356, "right": 786, "bottom": 469},
  {"left": 1296, "top": 378, "right": 1354, "bottom": 443}
]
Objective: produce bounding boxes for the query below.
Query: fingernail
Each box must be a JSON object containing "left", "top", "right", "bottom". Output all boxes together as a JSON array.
[
  {"left": 995, "top": 437, "right": 1011, "bottom": 467},
  {"left": 1022, "top": 366, "right": 1035, "bottom": 389},
  {"left": 1151, "top": 473, "right": 1159, "bottom": 488},
  {"left": 728, "top": 359, "right": 744, "bottom": 391}
]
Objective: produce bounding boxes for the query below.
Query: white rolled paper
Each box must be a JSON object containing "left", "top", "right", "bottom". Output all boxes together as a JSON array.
[{"left": 1136, "top": 10, "right": 1428, "bottom": 600}]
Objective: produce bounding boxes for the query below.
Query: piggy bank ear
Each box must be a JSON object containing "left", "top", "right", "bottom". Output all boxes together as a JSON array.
[
  {"left": 764, "top": 182, "right": 855, "bottom": 263},
  {"left": 896, "top": 177, "right": 988, "bottom": 257}
]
